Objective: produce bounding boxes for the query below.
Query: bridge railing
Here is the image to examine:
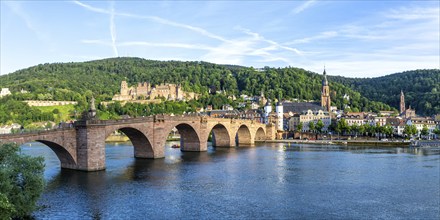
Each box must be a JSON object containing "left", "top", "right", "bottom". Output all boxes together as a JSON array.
[
  {"left": 0, "top": 127, "right": 75, "bottom": 138},
  {"left": 0, "top": 114, "right": 266, "bottom": 137}
]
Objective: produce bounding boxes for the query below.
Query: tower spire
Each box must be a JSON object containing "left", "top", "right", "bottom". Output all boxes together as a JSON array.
[
  {"left": 400, "top": 90, "right": 405, "bottom": 114},
  {"left": 321, "top": 67, "right": 331, "bottom": 112}
]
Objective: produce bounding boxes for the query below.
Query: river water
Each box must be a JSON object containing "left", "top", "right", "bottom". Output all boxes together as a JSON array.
[{"left": 21, "top": 142, "right": 439, "bottom": 219}]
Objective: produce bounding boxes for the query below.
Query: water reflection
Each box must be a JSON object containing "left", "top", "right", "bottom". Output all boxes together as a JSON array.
[{"left": 19, "top": 142, "right": 440, "bottom": 219}]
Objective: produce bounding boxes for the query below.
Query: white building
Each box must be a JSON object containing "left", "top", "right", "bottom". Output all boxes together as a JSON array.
[
  {"left": 289, "top": 109, "right": 331, "bottom": 132},
  {"left": 263, "top": 100, "right": 272, "bottom": 124},
  {"left": 407, "top": 117, "right": 437, "bottom": 138},
  {"left": 275, "top": 101, "right": 283, "bottom": 131}
]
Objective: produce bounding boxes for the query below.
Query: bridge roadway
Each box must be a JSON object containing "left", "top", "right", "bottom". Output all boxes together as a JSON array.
[{"left": 0, "top": 115, "right": 275, "bottom": 171}]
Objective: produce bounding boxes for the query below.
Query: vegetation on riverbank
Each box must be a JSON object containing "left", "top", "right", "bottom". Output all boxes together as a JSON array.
[
  {"left": 0, "top": 57, "right": 406, "bottom": 124},
  {"left": 0, "top": 143, "right": 45, "bottom": 219}
]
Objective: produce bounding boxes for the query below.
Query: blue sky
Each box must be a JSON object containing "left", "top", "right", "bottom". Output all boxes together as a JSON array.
[{"left": 1, "top": 1, "right": 439, "bottom": 77}]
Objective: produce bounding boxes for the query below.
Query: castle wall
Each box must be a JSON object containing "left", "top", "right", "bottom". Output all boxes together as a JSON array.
[{"left": 112, "top": 81, "right": 199, "bottom": 102}]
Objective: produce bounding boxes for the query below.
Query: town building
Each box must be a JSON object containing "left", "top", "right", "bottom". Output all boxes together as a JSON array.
[
  {"left": 386, "top": 118, "right": 405, "bottom": 136},
  {"left": 401, "top": 106, "right": 416, "bottom": 118},
  {"left": 263, "top": 100, "right": 272, "bottom": 124},
  {"left": 288, "top": 109, "right": 331, "bottom": 132},
  {"left": 0, "top": 88, "right": 11, "bottom": 98},
  {"left": 342, "top": 112, "right": 365, "bottom": 126},
  {"left": 406, "top": 117, "right": 437, "bottom": 138},
  {"left": 239, "top": 109, "right": 264, "bottom": 123}
]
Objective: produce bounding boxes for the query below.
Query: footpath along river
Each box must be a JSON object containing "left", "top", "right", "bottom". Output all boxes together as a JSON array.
[{"left": 21, "top": 142, "right": 440, "bottom": 219}]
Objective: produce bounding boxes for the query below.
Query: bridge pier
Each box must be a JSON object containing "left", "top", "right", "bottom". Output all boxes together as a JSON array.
[
  {"left": 75, "top": 124, "right": 106, "bottom": 171},
  {"left": 180, "top": 141, "right": 207, "bottom": 152}
]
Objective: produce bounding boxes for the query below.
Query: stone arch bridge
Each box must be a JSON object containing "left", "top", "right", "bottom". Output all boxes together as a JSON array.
[{"left": 0, "top": 115, "right": 275, "bottom": 171}]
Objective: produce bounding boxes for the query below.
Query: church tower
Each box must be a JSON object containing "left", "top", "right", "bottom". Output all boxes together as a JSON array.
[
  {"left": 321, "top": 68, "right": 331, "bottom": 112},
  {"left": 400, "top": 90, "right": 405, "bottom": 114}
]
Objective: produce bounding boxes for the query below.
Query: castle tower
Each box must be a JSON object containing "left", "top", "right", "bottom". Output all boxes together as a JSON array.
[
  {"left": 276, "top": 101, "right": 283, "bottom": 131},
  {"left": 321, "top": 68, "right": 331, "bottom": 112},
  {"left": 120, "top": 81, "right": 129, "bottom": 96},
  {"left": 400, "top": 90, "right": 405, "bottom": 114},
  {"left": 264, "top": 99, "right": 272, "bottom": 124}
]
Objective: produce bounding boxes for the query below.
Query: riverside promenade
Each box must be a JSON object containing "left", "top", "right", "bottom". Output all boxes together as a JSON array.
[{"left": 267, "top": 139, "right": 411, "bottom": 147}]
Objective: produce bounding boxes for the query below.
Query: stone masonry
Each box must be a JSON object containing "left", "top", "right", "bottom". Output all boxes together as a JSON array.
[{"left": 0, "top": 115, "right": 274, "bottom": 171}]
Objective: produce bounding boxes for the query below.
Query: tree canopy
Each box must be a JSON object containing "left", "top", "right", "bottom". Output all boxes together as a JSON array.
[
  {"left": 0, "top": 143, "right": 45, "bottom": 219},
  {"left": 0, "top": 57, "right": 398, "bottom": 121}
]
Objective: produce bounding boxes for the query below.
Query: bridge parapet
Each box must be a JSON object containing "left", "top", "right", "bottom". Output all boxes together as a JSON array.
[
  {"left": 0, "top": 127, "right": 75, "bottom": 139},
  {"left": 0, "top": 113, "right": 273, "bottom": 172}
]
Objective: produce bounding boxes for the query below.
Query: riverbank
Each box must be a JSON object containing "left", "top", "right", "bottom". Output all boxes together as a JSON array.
[{"left": 266, "top": 139, "right": 411, "bottom": 147}]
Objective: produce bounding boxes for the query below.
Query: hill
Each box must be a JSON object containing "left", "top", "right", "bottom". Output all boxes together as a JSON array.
[
  {"left": 329, "top": 69, "right": 440, "bottom": 116},
  {"left": 0, "top": 57, "right": 394, "bottom": 115}
]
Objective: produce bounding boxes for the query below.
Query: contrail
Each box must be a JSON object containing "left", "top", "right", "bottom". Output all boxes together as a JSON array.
[{"left": 110, "top": 1, "right": 118, "bottom": 57}]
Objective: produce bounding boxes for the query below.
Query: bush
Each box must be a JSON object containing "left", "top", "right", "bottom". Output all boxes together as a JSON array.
[{"left": 0, "top": 143, "right": 45, "bottom": 219}]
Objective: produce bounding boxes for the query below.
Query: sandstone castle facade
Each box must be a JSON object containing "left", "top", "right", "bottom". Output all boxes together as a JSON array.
[{"left": 112, "top": 81, "right": 199, "bottom": 101}]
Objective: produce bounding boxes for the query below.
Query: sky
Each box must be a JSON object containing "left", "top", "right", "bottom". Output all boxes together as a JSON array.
[{"left": 1, "top": 1, "right": 439, "bottom": 77}]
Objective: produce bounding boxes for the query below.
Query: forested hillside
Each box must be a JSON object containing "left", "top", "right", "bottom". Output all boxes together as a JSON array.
[
  {"left": 329, "top": 69, "right": 440, "bottom": 116},
  {"left": 0, "top": 57, "right": 394, "bottom": 122}
]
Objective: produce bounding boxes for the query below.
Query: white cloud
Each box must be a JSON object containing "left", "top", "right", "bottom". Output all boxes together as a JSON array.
[
  {"left": 73, "top": 0, "right": 230, "bottom": 43},
  {"left": 286, "top": 31, "right": 338, "bottom": 45},
  {"left": 74, "top": 1, "right": 301, "bottom": 67},
  {"left": 291, "top": 0, "right": 316, "bottom": 15},
  {"left": 386, "top": 5, "right": 440, "bottom": 21},
  {"left": 117, "top": 41, "right": 215, "bottom": 50}
]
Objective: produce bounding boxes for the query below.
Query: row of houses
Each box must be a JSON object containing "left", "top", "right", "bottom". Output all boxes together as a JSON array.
[{"left": 202, "top": 103, "right": 440, "bottom": 138}]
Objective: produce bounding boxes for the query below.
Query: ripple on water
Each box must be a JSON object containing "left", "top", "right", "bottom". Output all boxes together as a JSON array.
[{"left": 18, "top": 142, "right": 440, "bottom": 219}]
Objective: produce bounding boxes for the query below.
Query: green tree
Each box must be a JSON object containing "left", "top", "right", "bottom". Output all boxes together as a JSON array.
[
  {"left": 0, "top": 143, "right": 45, "bottom": 219},
  {"left": 403, "top": 124, "right": 417, "bottom": 139},
  {"left": 421, "top": 124, "right": 429, "bottom": 138},
  {"left": 308, "top": 121, "right": 315, "bottom": 133},
  {"left": 296, "top": 122, "right": 303, "bottom": 132},
  {"left": 316, "top": 119, "right": 324, "bottom": 133},
  {"left": 383, "top": 124, "right": 394, "bottom": 137},
  {"left": 358, "top": 124, "right": 366, "bottom": 136},
  {"left": 433, "top": 127, "right": 440, "bottom": 139},
  {"left": 337, "top": 118, "right": 349, "bottom": 135}
]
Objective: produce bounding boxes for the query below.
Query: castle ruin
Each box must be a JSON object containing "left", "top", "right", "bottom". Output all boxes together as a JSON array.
[{"left": 112, "top": 81, "right": 199, "bottom": 101}]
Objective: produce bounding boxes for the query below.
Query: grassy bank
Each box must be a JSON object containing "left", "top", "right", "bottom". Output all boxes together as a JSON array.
[{"left": 33, "top": 104, "right": 75, "bottom": 122}]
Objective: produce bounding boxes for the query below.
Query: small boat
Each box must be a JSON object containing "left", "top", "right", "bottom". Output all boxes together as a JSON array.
[{"left": 171, "top": 144, "right": 180, "bottom": 148}]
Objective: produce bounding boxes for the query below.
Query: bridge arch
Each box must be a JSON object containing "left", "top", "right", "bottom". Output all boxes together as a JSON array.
[
  {"left": 209, "top": 123, "right": 232, "bottom": 147},
  {"left": 164, "top": 123, "right": 202, "bottom": 152},
  {"left": 18, "top": 139, "right": 77, "bottom": 170},
  {"left": 255, "top": 127, "right": 266, "bottom": 141},
  {"left": 236, "top": 124, "right": 252, "bottom": 146},
  {"left": 105, "top": 127, "right": 154, "bottom": 158}
]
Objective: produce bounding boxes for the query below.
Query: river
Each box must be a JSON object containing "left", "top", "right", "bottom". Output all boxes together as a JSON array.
[{"left": 21, "top": 142, "right": 440, "bottom": 219}]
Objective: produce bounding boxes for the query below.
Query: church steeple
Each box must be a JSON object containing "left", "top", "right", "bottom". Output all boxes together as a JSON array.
[
  {"left": 322, "top": 67, "right": 328, "bottom": 86},
  {"left": 400, "top": 90, "right": 405, "bottom": 114},
  {"left": 321, "top": 67, "right": 331, "bottom": 112}
]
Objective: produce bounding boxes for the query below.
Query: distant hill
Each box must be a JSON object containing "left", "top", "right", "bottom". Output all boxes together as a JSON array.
[
  {"left": 329, "top": 69, "right": 440, "bottom": 116},
  {"left": 0, "top": 57, "right": 394, "bottom": 113}
]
